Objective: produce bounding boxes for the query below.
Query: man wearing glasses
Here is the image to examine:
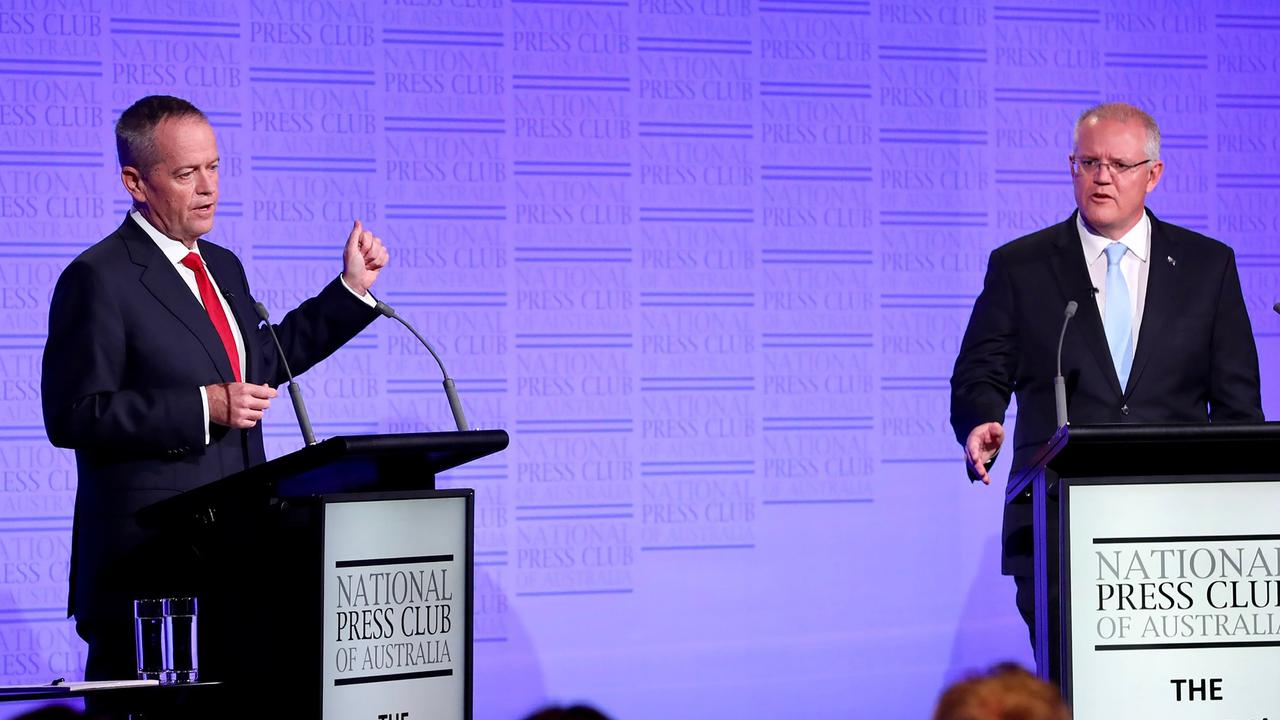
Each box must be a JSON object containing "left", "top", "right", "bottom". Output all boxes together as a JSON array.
[{"left": 949, "top": 102, "right": 1263, "bottom": 642}]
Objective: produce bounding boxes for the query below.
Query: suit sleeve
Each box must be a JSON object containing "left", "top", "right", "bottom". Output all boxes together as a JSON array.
[
  {"left": 1207, "top": 248, "right": 1263, "bottom": 422},
  {"left": 950, "top": 248, "right": 1019, "bottom": 446},
  {"left": 41, "top": 259, "right": 205, "bottom": 453},
  {"left": 236, "top": 260, "right": 379, "bottom": 387}
]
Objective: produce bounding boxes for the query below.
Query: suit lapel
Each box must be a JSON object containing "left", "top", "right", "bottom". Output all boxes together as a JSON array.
[
  {"left": 120, "top": 217, "right": 237, "bottom": 383},
  {"left": 1048, "top": 212, "right": 1125, "bottom": 398},
  {"left": 1126, "top": 210, "right": 1178, "bottom": 396}
]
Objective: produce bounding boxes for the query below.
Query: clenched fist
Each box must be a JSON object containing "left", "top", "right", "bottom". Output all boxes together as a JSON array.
[
  {"left": 206, "top": 382, "right": 278, "bottom": 429},
  {"left": 341, "top": 219, "right": 389, "bottom": 295}
]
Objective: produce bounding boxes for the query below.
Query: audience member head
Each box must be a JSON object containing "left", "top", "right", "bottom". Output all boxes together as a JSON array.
[
  {"left": 523, "top": 703, "right": 612, "bottom": 720},
  {"left": 933, "top": 663, "right": 1070, "bottom": 720}
]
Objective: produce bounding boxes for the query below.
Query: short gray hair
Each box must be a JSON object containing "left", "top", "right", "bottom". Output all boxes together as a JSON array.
[
  {"left": 1072, "top": 102, "right": 1161, "bottom": 161},
  {"left": 115, "top": 95, "right": 208, "bottom": 170}
]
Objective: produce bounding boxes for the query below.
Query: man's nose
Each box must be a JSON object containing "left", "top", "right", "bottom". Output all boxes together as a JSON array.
[{"left": 196, "top": 170, "right": 217, "bottom": 194}]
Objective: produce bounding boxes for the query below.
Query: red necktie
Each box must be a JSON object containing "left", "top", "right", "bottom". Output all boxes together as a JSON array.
[{"left": 180, "top": 252, "right": 242, "bottom": 382}]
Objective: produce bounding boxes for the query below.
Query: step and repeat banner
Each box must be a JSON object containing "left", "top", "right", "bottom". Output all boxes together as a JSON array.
[{"left": 1, "top": 0, "right": 1279, "bottom": 717}]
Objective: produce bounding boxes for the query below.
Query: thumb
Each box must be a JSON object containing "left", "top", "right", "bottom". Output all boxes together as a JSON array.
[{"left": 346, "top": 219, "right": 363, "bottom": 250}]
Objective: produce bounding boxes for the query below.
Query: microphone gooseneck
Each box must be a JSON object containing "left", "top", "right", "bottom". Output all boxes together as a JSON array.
[
  {"left": 375, "top": 300, "right": 470, "bottom": 432},
  {"left": 1054, "top": 300, "right": 1078, "bottom": 429},
  {"left": 254, "top": 301, "right": 317, "bottom": 446}
]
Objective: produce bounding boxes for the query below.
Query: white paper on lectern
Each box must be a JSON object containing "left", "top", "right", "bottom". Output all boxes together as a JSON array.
[
  {"left": 1068, "top": 480, "right": 1280, "bottom": 718},
  {"left": 62, "top": 679, "right": 161, "bottom": 691},
  {"left": 323, "top": 496, "right": 467, "bottom": 720}
]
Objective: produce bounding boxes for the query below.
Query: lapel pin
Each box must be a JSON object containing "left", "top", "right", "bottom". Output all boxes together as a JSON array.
[{"left": 1167, "top": 256, "right": 1176, "bottom": 267}]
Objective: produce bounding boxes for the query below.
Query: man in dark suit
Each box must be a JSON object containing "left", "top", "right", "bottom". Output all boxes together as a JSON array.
[
  {"left": 41, "top": 95, "right": 390, "bottom": 680},
  {"left": 950, "top": 102, "right": 1263, "bottom": 641}
]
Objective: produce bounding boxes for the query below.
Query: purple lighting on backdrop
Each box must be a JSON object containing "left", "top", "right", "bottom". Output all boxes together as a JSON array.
[{"left": 1, "top": 1, "right": 1278, "bottom": 717}]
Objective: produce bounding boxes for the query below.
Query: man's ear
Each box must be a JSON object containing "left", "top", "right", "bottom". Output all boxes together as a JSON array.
[
  {"left": 1144, "top": 160, "right": 1164, "bottom": 194},
  {"left": 120, "top": 165, "right": 147, "bottom": 204}
]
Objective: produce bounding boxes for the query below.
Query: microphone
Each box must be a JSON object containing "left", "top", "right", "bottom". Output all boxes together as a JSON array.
[
  {"left": 253, "top": 301, "right": 317, "bottom": 446},
  {"left": 374, "top": 300, "right": 470, "bottom": 432},
  {"left": 1055, "top": 301, "right": 1079, "bottom": 429}
]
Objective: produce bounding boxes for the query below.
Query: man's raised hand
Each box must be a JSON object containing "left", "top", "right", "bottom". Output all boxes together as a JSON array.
[{"left": 341, "top": 219, "right": 389, "bottom": 295}]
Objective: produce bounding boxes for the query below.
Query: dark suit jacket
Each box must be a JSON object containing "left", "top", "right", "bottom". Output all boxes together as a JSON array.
[
  {"left": 950, "top": 209, "right": 1263, "bottom": 577},
  {"left": 41, "top": 216, "right": 378, "bottom": 624}
]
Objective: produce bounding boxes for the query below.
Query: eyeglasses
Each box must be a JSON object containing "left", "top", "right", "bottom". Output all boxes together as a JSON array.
[{"left": 1070, "top": 157, "right": 1154, "bottom": 177}]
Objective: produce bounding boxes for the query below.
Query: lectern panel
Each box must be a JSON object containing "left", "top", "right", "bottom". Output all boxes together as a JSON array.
[
  {"left": 1065, "top": 477, "right": 1280, "bottom": 718},
  {"left": 322, "top": 491, "right": 474, "bottom": 720}
]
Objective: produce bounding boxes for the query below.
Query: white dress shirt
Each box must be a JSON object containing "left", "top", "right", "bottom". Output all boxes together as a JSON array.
[{"left": 1078, "top": 211, "right": 1151, "bottom": 355}]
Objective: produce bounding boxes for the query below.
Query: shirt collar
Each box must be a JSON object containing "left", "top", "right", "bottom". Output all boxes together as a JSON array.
[
  {"left": 1077, "top": 210, "right": 1151, "bottom": 265},
  {"left": 129, "top": 208, "right": 201, "bottom": 266}
]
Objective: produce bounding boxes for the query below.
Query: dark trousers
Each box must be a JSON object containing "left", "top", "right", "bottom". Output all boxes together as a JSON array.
[
  {"left": 1014, "top": 573, "right": 1036, "bottom": 649},
  {"left": 79, "top": 614, "right": 136, "bottom": 682},
  {"left": 79, "top": 616, "right": 137, "bottom": 719},
  {"left": 1014, "top": 572, "right": 1064, "bottom": 683}
]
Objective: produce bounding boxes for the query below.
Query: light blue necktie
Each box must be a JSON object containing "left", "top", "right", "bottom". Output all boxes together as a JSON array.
[{"left": 1103, "top": 242, "right": 1133, "bottom": 389}]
